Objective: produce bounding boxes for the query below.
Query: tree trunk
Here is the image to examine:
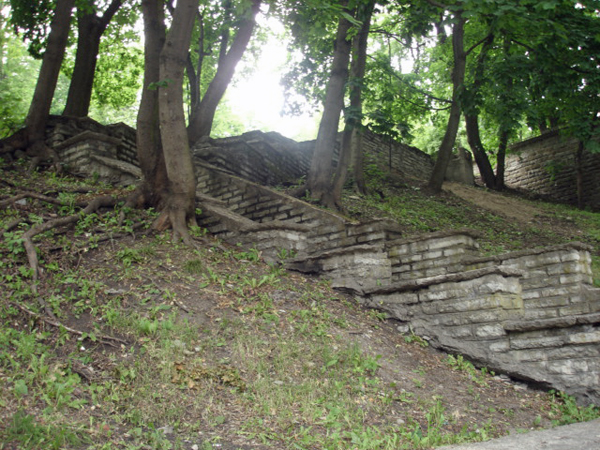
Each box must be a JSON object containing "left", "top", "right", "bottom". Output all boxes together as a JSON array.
[
  {"left": 465, "top": 114, "right": 497, "bottom": 189},
  {"left": 428, "top": 14, "right": 466, "bottom": 193},
  {"left": 25, "top": 0, "right": 75, "bottom": 156},
  {"left": 63, "top": 0, "right": 123, "bottom": 117},
  {"left": 306, "top": 2, "right": 354, "bottom": 207},
  {"left": 463, "top": 32, "right": 496, "bottom": 188},
  {"left": 331, "top": 0, "right": 374, "bottom": 204},
  {"left": 576, "top": 140, "right": 584, "bottom": 210},
  {"left": 187, "top": 0, "right": 261, "bottom": 145},
  {"left": 495, "top": 128, "right": 508, "bottom": 191},
  {"left": 136, "top": 0, "right": 169, "bottom": 209},
  {"left": 157, "top": 0, "right": 198, "bottom": 242}
]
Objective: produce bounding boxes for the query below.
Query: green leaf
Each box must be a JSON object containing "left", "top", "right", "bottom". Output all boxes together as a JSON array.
[{"left": 13, "top": 379, "right": 28, "bottom": 396}]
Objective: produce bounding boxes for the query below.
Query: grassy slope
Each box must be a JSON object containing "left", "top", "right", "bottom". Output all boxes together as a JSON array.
[{"left": 1, "top": 162, "right": 599, "bottom": 450}]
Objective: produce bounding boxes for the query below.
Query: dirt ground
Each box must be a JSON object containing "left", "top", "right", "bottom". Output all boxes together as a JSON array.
[{"left": 443, "top": 182, "right": 545, "bottom": 224}]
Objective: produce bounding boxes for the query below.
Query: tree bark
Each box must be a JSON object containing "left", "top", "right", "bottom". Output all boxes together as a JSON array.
[
  {"left": 495, "top": 128, "right": 508, "bottom": 191},
  {"left": 157, "top": 0, "right": 198, "bottom": 242},
  {"left": 463, "top": 32, "right": 496, "bottom": 188},
  {"left": 306, "top": 2, "right": 354, "bottom": 207},
  {"left": 25, "top": 0, "right": 75, "bottom": 154},
  {"left": 465, "top": 114, "right": 497, "bottom": 188},
  {"left": 428, "top": 14, "right": 466, "bottom": 193},
  {"left": 576, "top": 140, "right": 584, "bottom": 210},
  {"left": 187, "top": 0, "right": 261, "bottom": 145},
  {"left": 63, "top": 0, "right": 123, "bottom": 117},
  {"left": 331, "top": 0, "right": 374, "bottom": 205},
  {"left": 136, "top": 0, "right": 169, "bottom": 209}
]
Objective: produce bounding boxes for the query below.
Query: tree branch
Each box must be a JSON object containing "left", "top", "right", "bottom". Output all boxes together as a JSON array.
[
  {"left": 465, "top": 33, "right": 494, "bottom": 57},
  {"left": 11, "top": 301, "right": 128, "bottom": 348},
  {"left": 424, "top": 0, "right": 448, "bottom": 9}
]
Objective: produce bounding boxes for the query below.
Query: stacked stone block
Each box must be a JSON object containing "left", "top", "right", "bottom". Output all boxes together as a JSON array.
[
  {"left": 460, "top": 244, "right": 596, "bottom": 320},
  {"left": 505, "top": 131, "right": 600, "bottom": 210},
  {"left": 361, "top": 231, "right": 600, "bottom": 405},
  {"left": 387, "top": 230, "right": 481, "bottom": 282}
]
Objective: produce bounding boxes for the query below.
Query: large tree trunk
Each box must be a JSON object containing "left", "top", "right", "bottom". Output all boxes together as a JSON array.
[
  {"left": 428, "top": 14, "right": 466, "bottom": 193},
  {"left": 305, "top": 2, "right": 354, "bottom": 208},
  {"left": 157, "top": 0, "right": 198, "bottom": 242},
  {"left": 135, "top": 0, "right": 169, "bottom": 209},
  {"left": 331, "top": 0, "right": 374, "bottom": 205},
  {"left": 25, "top": 0, "right": 75, "bottom": 160},
  {"left": 187, "top": 0, "right": 261, "bottom": 145},
  {"left": 63, "top": 0, "right": 123, "bottom": 117}
]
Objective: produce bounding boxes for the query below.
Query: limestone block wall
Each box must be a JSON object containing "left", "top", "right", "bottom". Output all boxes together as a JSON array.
[
  {"left": 46, "top": 116, "right": 138, "bottom": 176},
  {"left": 365, "top": 268, "right": 524, "bottom": 343},
  {"left": 193, "top": 131, "right": 311, "bottom": 186},
  {"left": 460, "top": 244, "right": 597, "bottom": 321},
  {"left": 505, "top": 131, "right": 600, "bottom": 210},
  {"left": 387, "top": 230, "right": 481, "bottom": 282},
  {"left": 358, "top": 231, "right": 600, "bottom": 404},
  {"left": 360, "top": 130, "right": 434, "bottom": 180},
  {"left": 192, "top": 128, "right": 435, "bottom": 187}
]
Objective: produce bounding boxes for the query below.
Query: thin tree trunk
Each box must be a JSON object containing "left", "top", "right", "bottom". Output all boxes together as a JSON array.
[
  {"left": 495, "top": 128, "right": 508, "bottom": 191},
  {"left": 428, "top": 14, "right": 466, "bottom": 193},
  {"left": 25, "top": 0, "right": 75, "bottom": 150},
  {"left": 63, "top": 0, "right": 123, "bottom": 117},
  {"left": 463, "top": 32, "right": 496, "bottom": 188},
  {"left": 576, "top": 140, "right": 584, "bottom": 209},
  {"left": 157, "top": 0, "right": 198, "bottom": 242},
  {"left": 136, "top": 0, "right": 168, "bottom": 208},
  {"left": 187, "top": 0, "right": 261, "bottom": 144},
  {"left": 465, "top": 114, "right": 497, "bottom": 188},
  {"left": 306, "top": 2, "right": 354, "bottom": 207},
  {"left": 331, "top": 0, "right": 374, "bottom": 204},
  {"left": 186, "top": 10, "right": 204, "bottom": 112}
]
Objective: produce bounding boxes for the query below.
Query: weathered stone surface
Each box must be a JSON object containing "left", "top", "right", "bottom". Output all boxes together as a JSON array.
[{"left": 506, "top": 130, "right": 600, "bottom": 210}]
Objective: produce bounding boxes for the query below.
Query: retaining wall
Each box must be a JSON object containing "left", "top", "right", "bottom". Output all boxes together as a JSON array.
[
  {"left": 192, "top": 129, "right": 435, "bottom": 186},
  {"left": 361, "top": 231, "right": 600, "bottom": 405},
  {"left": 505, "top": 131, "right": 600, "bottom": 210}
]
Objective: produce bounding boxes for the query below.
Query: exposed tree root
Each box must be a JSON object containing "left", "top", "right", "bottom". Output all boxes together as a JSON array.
[
  {"left": 3, "top": 218, "right": 22, "bottom": 232},
  {"left": 11, "top": 301, "right": 128, "bottom": 348},
  {"left": 22, "top": 195, "right": 118, "bottom": 293}
]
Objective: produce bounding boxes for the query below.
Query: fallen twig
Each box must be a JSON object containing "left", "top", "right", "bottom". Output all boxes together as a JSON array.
[
  {"left": 0, "top": 191, "right": 85, "bottom": 209},
  {"left": 11, "top": 301, "right": 128, "bottom": 348}
]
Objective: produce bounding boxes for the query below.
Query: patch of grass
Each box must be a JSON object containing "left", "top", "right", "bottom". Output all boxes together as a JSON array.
[
  {"left": 549, "top": 390, "right": 600, "bottom": 425},
  {"left": 445, "top": 354, "right": 492, "bottom": 386},
  {"left": 3, "top": 410, "right": 86, "bottom": 450}
]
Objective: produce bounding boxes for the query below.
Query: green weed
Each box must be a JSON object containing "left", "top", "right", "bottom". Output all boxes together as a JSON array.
[{"left": 549, "top": 390, "right": 600, "bottom": 425}]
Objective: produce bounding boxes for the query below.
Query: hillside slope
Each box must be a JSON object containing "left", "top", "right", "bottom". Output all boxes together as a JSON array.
[{"left": 1, "top": 161, "right": 599, "bottom": 449}]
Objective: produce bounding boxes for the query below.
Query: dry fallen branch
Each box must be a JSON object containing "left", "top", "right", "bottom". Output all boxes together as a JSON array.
[
  {"left": 11, "top": 301, "right": 128, "bottom": 348},
  {"left": 0, "top": 191, "right": 80, "bottom": 209}
]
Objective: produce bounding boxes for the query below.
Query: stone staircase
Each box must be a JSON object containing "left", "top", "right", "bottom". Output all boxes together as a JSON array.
[
  {"left": 46, "top": 118, "right": 600, "bottom": 406},
  {"left": 192, "top": 157, "right": 600, "bottom": 405}
]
